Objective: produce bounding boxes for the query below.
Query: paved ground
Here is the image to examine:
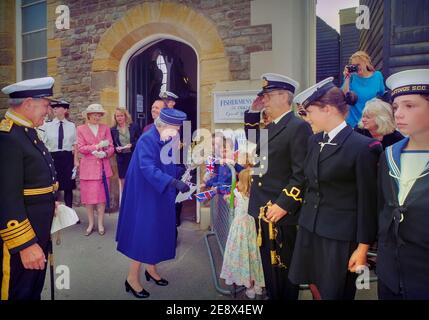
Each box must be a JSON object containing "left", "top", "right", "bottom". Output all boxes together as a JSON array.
[{"left": 41, "top": 206, "right": 378, "bottom": 300}]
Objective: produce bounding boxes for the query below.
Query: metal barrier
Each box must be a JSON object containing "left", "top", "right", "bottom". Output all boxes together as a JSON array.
[{"left": 205, "top": 164, "right": 243, "bottom": 296}]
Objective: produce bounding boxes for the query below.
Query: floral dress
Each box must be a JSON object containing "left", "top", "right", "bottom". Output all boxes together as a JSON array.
[{"left": 220, "top": 189, "right": 265, "bottom": 289}]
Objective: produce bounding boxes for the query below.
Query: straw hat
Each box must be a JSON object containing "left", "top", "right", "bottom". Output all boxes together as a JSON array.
[{"left": 82, "top": 103, "right": 106, "bottom": 117}]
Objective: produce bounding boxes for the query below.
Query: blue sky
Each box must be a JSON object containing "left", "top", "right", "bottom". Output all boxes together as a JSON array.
[{"left": 316, "top": 0, "right": 360, "bottom": 32}]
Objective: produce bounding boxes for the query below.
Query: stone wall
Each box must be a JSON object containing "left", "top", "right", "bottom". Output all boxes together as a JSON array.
[
  {"left": 51, "top": 0, "right": 271, "bottom": 123},
  {"left": 0, "top": 0, "right": 16, "bottom": 114}
]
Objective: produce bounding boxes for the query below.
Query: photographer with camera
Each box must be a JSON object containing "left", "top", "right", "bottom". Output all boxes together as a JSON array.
[{"left": 342, "top": 51, "right": 385, "bottom": 128}]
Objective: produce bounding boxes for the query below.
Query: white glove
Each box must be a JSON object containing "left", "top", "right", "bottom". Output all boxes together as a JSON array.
[
  {"left": 71, "top": 166, "right": 77, "bottom": 180},
  {"left": 92, "top": 151, "right": 107, "bottom": 159},
  {"left": 97, "top": 140, "right": 109, "bottom": 149}
]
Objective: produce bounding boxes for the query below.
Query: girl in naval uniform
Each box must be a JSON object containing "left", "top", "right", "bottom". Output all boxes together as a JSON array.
[{"left": 288, "top": 78, "right": 382, "bottom": 299}]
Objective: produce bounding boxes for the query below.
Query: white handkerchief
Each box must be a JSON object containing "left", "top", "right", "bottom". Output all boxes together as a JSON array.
[
  {"left": 175, "top": 184, "right": 197, "bottom": 203},
  {"left": 51, "top": 205, "right": 79, "bottom": 234}
]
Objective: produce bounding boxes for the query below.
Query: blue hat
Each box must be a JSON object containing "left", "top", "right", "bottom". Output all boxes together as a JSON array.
[
  {"left": 1, "top": 77, "right": 54, "bottom": 99},
  {"left": 159, "top": 91, "right": 178, "bottom": 101},
  {"left": 386, "top": 69, "right": 429, "bottom": 99},
  {"left": 260, "top": 73, "right": 300, "bottom": 94},
  {"left": 294, "top": 77, "right": 336, "bottom": 109},
  {"left": 50, "top": 99, "right": 70, "bottom": 109},
  {"left": 159, "top": 108, "right": 187, "bottom": 126}
]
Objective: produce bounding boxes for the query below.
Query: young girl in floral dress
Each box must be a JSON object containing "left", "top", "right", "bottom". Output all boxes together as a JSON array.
[{"left": 220, "top": 168, "right": 265, "bottom": 299}]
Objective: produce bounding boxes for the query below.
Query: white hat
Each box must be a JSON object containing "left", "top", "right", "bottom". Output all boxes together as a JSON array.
[
  {"left": 82, "top": 103, "right": 106, "bottom": 117},
  {"left": 386, "top": 69, "right": 429, "bottom": 99},
  {"left": 260, "top": 73, "right": 300, "bottom": 95},
  {"left": 1, "top": 77, "right": 54, "bottom": 99},
  {"left": 159, "top": 91, "right": 178, "bottom": 100},
  {"left": 294, "top": 77, "right": 335, "bottom": 109}
]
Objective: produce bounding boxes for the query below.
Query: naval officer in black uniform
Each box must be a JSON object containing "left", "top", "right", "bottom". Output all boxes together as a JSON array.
[
  {"left": 288, "top": 77, "right": 382, "bottom": 299},
  {"left": 0, "top": 77, "right": 58, "bottom": 300},
  {"left": 377, "top": 69, "right": 429, "bottom": 299},
  {"left": 244, "top": 73, "right": 312, "bottom": 300}
]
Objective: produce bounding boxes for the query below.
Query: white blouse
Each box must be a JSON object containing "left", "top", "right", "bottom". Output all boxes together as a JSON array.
[{"left": 398, "top": 151, "right": 429, "bottom": 205}]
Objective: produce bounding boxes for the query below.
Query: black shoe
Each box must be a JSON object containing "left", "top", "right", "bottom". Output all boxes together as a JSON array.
[
  {"left": 125, "top": 280, "right": 150, "bottom": 298},
  {"left": 145, "top": 270, "right": 168, "bottom": 286}
]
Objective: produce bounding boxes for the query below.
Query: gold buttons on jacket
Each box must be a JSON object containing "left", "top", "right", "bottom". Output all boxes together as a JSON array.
[{"left": 258, "top": 182, "right": 262, "bottom": 187}]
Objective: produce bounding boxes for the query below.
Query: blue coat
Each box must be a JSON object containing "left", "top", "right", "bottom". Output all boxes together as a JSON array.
[{"left": 116, "top": 126, "right": 179, "bottom": 264}]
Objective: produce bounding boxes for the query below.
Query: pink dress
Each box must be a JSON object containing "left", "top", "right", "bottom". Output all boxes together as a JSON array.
[{"left": 77, "top": 124, "right": 114, "bottom": 205}]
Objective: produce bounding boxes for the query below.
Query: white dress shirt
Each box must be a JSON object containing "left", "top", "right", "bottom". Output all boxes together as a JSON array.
[
  {"left": 272, "top": 110, "right": 292, "bottom": 124},
  {"left": 324, "top": 121, "right": 348, "bottom": 142},
  {"left": 40, "top": 118, "right": 77, "bottom": 152}
]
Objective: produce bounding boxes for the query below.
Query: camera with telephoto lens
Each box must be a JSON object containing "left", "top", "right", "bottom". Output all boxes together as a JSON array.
[{"left": 346, "top": 64, "right": 359, "bottom": 73}]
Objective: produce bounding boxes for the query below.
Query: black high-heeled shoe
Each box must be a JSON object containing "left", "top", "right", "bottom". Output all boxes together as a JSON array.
[
  {"left": 145, "top": 270, "right": 168, "bottom": 286},
  {"left": 125, "top": 280, "right": 150, "bottom": 298}
]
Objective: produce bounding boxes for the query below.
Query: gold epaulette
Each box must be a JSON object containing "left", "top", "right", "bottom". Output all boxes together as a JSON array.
[
  {"left": 0, "top": 219, "right": 36, "bottom": 250},
  {"left": 0, "top": 119, "right": 13, "bottom": 133}
]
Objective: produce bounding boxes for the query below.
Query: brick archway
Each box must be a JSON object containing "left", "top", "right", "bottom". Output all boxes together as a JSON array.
[{"left": 91, "top": 2, "right": 230, "bottom": 130}]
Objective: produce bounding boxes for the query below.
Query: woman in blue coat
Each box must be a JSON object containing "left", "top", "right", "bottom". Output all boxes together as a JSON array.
[{"left": 116, "top": 108, "right": 189, "bottom": 299}]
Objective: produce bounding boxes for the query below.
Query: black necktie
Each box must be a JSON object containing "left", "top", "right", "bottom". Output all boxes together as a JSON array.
[
  {"left": 58, "top": 121, "right": 64, "bottom": 150},
  {"left": 322, "top": 133, "right": 329, "bottom": 143}
]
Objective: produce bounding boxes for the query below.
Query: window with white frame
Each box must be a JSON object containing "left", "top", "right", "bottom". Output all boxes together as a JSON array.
[
  {"left": 20, "top": 0, "right": 47, "bottom": 80},
  {"left": 156, "top": 53, "right": 168, "bottom": 93}
]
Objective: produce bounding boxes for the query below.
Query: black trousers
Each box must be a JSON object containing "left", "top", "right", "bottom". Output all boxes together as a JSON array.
[
  {"left": 51, "top": 151, "right": 75, "bottom": 208},
  {"left": 0, "top": 242, "right": 49, "bottom": 300},
  {"left": 378, "top": 279, "right": 404, "bottom": 300},
  {"left": 256, "top": 219, "right": 299, "bottom": 300},
  {"left": 1, "top": 197, "right": 54, "bottom": 300}
]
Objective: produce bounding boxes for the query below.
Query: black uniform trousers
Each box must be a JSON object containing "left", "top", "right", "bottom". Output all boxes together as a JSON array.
[
  {"left": 0, "top": 199, "right": 54, "bottom": 300},
  {"left": 378, "top": 279, "right": 405, "bottom": 300},
  {"left": 255, "top": 218, "right": 299, "bottom": 300},
  {"left": 51, "top": 150, "right": 75, "bottom": 208},
  {"left": 0, "top": 242, "right": 49, "bottom": 300}
]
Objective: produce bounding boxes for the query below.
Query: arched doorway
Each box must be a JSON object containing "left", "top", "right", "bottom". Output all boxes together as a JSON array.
[
  {"left": 126, "top": 39, "right": 198, "bottom": 133},
  {"left": 91, "top": 1, "right": 231, "bottom": 220},
  {"left": 126, "top": 39, "right": 198, "bottom": 223}
]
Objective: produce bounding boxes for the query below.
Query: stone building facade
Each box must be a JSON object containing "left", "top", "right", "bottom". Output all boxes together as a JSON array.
[{"left": 0, "top": 0, "right": 316, "bottom": 216}]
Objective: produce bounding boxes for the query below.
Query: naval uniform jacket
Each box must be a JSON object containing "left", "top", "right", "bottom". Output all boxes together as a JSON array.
[
  {"left": 377, "top": 138, "right": 429, "bottom": 299},
  {"left": 298, "top": 126, "right": 382, "bottom": 243},
  {"left": 0, "top": 111, "right": 57, "bottom": 300},
  {"left": 244, "top": 110, "right": 312, "bottom": 224}
]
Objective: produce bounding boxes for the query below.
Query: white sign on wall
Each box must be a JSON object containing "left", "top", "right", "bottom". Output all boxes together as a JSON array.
[{"left": 213, "top": 90, "right": 259, "bottom": 123}]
